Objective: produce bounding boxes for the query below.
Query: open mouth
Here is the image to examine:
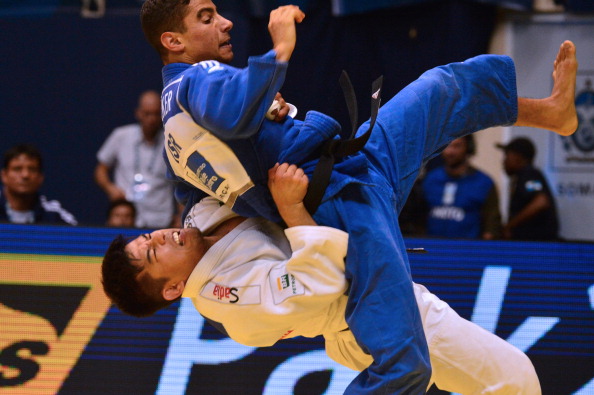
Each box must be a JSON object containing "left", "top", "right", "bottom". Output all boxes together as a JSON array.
[
  {"left": 220, "top": 40, "right": 231, "bottom": 48},
  {"left": 173, "top": 231, "right": 183, "bottom": 246}
]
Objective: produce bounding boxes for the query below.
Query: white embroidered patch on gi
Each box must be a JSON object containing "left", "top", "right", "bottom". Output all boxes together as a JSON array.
[
  {"left": 269, "top": 268, "right": 305, "bottom": 305},
  {"left": 201, "top": 282, "right": 261, "bottom": 305}
]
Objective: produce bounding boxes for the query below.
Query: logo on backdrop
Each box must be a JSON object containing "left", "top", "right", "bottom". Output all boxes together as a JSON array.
[
  {"left": 0, "top": 254, "right": 111, "bottom": 393},
  {"left": 572, "top": 78, "right": 594, "bottom": 153},
  {"left": 551, "top": 74, "right": 594, "bottom": 171}
]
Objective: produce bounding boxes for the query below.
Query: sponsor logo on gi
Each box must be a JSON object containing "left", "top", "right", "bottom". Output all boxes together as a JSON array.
[
  {"left": 212, "top": 284, "right": 239, "bottom": 304},
  {"left": 200, "top": 283, "right": 261, "bottom": 305},
  {"left": 270, "top": 269, "right": 305, "bottom": 305},
  {"left": 167, "top": 133, "right": 182, "bottom": 163},
  {"left": 277, "top": 274, "right": 290, "bottom": 290},
  {"left": 277, "top": 274, "right": 297, "bottom": 294},
  {"left": 186, "top": 152, "right": 226, "bottom": 193},
  {"left": 198, "top": 60, "right": 225, "bottom": 74}
]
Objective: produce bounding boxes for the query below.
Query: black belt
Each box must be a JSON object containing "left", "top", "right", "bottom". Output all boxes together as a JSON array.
[
  {"left": 302, "top": 72, "right": 427, "bottom": 255},
  {"left": 303, "top": 71, "right": 383, "bottom": 215}
]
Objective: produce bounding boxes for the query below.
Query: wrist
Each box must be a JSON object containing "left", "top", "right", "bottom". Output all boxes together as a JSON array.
[
  {"left": 277, "top": 202, "right": 316, "bottom": 227},
  {"left": 273, "top": 44, "right": 292, "bottom": 62}
]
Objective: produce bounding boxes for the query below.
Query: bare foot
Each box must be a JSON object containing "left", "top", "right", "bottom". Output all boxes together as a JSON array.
[
  {"left": 549, "top": 40, "right": 578, "bottom": 136},
  {"left": 517, "top": 41, "right": 578, "bottom": 135}
]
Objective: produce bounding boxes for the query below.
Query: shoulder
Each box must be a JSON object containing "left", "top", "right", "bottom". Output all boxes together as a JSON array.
[
  {"left": 177, "top": 60, "right": 236, "bottom": 82},
  {"left": 170, "top": 61, "right": 236, "bottom": 102},
  {"left": 517, "top": 167, "right": 547, "bottom": 193},
  {"left": 424, "top": 166, "right": 446, "bottom": 182},
  {"left": 517, "top": 165, "right": 541, "bottom": 178},
  {"left": 469, "top": 167, "right": 495, "bottom": 186},
  {"left": 527, "top": 166, "right": 546, "bottom": 179},
  {"left": 518, "top": 165, "right": 547, "bottom": 183},
  {"left": 112, "top": 123, "right": 140, "bottom": 136},
  {"left": 104, "top": 124, "right": 141, "bottom": 144}
]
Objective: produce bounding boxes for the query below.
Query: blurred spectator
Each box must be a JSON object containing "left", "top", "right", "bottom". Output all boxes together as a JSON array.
[
  {"left": 422, "top": 135, "right": 502, "bottom": 239},
  {"left": 399, "top": 172, "right": 428, "bottom": 237},
  {"left": 95, "top": 90, "right": 176, "bottom": 228},
  {"left": 0, "top": 144, "right": 77, "bottom": 225},
  {"left": 106, "top": 199, "right": 136, "bottom": 228},
  {"left": 497, "top": 137, "right": 559, "bottom": 240}
]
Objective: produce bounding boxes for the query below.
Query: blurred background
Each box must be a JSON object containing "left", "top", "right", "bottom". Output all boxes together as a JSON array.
[
  {"left": 1, "top": 1, "right": 593, "bottom": 394},
  {"left": 1, "top": 0, "right": 592, "bottom": 231}
]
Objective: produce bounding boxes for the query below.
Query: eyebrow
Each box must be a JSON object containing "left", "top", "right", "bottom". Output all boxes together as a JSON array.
[
  {"left": 197, "top": 7, "right": 215, "bottom": 18},
  {"left": 141, "top": 234, "right": 153, "bottom": 264}
]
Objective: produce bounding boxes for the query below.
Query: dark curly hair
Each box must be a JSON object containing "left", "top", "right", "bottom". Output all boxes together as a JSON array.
[
  {"left": 140, "top": 0, "right": 191, "bottom": 59},
  {"left": 101, "top": 235, "right": 178, "bottom": 317},
  {"left": 3, "top": 143, "right": 43, "bottom": 171}
]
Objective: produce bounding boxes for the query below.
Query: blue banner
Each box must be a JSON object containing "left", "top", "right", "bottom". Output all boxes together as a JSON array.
[{"left": 0, "top": 224, "right": 592, "bottom": 394}]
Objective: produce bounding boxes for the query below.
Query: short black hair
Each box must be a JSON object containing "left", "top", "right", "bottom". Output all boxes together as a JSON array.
[
  {"left": 3, "top": 144, "right": 43, "bottom": 171},
  {"left": 101, "top": 235, "right": 178, "bottom": 317},
  {"left": 463, "top": 134, "right": 476, "bottom": 156},
  {"left": 107, "top": 199, "right": 137, "bottom": 220},
  {"left": 140, "top": 0, "right": 191, "bottom": 59}
]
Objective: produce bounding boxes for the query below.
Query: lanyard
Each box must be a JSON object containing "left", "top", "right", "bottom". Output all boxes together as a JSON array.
[{"left": 134, "top": 137, "right": 161, "bottom": 177}]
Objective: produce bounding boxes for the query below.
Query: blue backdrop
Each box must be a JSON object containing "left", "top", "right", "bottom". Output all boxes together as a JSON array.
[{"left": 0, "top": 0, "right": 498, "bottom": 225}]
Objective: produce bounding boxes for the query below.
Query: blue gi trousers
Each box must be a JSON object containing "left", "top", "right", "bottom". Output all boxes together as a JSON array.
[{"left": 313, "top": 54, "right": 518, "bottom": 394}]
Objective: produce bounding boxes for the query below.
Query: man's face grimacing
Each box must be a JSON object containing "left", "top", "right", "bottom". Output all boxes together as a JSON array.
[
  {"left": 125, "top": 228, "right": 208, "bottom": 298},
  {"left": 177, "top": 0, "right": 234, "bottom": 64}
]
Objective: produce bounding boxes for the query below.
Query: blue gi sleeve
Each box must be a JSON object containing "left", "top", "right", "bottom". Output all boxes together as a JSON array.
[{"left": 179, "top": 50, "right": 288, "bottom": 140}]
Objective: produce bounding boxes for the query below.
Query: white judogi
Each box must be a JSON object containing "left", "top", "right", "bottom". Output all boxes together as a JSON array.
[{"left": 182, "top": 198, "right": 541, "bottom": 394}]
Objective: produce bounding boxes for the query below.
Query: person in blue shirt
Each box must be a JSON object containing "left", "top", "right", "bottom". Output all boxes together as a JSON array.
[
  {"left": 423, "top": 135, "right": 502, "bottom": 239},
  {"left": 139, "top": 1, "right": 578, "bottom": 393}
]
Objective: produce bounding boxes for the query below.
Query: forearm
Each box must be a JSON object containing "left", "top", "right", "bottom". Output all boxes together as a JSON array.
[
  {"left": 94, "top": 164, "right": 114, "bottom": 192},
  {"left": 507, "top": 193, "right": 550, "bottom": 229},
  {"left": 268, "top": 5, "right": 305, "bottom": 62},
  {"left": 268, "top": 163, "right": 315, "bottom": 227},
  {"left": 277, "top": 202, "right": 316, "bottom": 227},
  {"left": 481, "top": 186, "right": 502, "bottom": 239}
]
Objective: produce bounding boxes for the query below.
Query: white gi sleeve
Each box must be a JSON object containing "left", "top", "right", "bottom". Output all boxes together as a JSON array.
[{"left": 283, "top": 226, "right": 349, "bottom": 299}]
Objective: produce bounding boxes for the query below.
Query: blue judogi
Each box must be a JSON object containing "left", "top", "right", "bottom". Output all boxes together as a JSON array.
[{"left": 161, "top": 51, "right": 517, "bottom": 394}]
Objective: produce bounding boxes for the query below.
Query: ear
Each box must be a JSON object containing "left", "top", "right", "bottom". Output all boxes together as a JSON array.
[
  {"left": 161, "top": 31, "right": 184, "bottom": 52},
  {"left": 162, "top": 280, "right": 185, "bottom": 301}
]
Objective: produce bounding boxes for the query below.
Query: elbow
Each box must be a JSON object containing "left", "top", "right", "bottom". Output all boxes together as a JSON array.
[{"left": 534, "top": 193, "right": 552, "bottom": 211}]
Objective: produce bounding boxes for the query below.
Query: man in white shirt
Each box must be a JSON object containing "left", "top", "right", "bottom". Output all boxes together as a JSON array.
[{"left": 95, "top": 90, "right": 177, "bottom": 228}]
